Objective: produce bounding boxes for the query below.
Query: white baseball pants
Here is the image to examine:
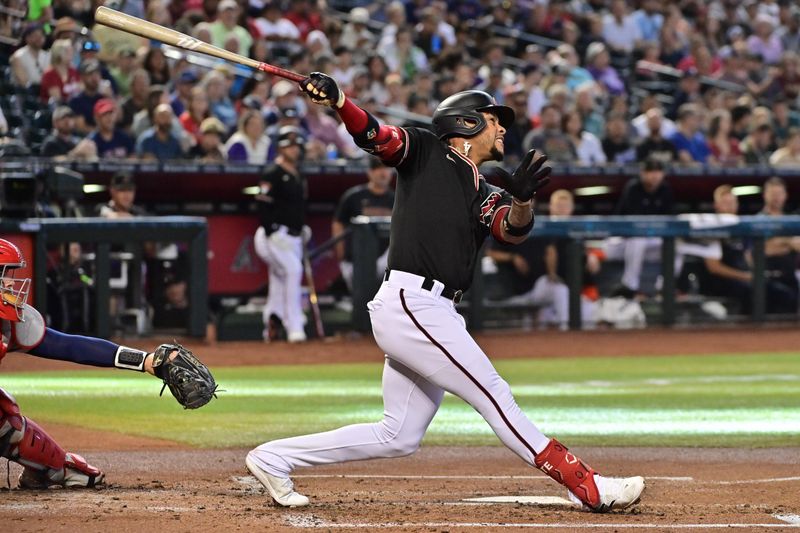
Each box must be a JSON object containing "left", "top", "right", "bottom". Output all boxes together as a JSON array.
[
  {"left": 249, "top": 270, "right": 551, "bottom": 477},
  {"left": 253, "top": 226, "right": 305, "bottom": 337}
]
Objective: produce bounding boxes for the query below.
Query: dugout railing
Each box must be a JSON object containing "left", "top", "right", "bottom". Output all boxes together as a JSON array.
[
  {"left": 0, "top": 217, "right": 208, "bottom": 338},
  {"left": 349, "top": 215, "right": 800, "bottom": 332}
]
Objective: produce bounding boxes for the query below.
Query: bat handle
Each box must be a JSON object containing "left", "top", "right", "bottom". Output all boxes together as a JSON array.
[{"left": 257, "top": 63, "right": 306, "bottom": 83}]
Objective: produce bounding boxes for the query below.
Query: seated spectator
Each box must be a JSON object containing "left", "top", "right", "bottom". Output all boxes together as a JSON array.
[
  {"left": 40, "top": 106, "right": 97, "bottom": 160},
  {"left": 179, "top": 86, "right": 210, "bottom": 143},
  {"left": 120, "top": 69, "right": 151, "bottom": 131},
  {"left": 602, "top": 112, "right": 636, "bottom": 164},
  {"left": 586, "top": 42, "right": 626, "bottom": 96},
  {"left": 769, "top": 128, "right": 800, "bottom": 168},
  {"left": 522, "top": 104, "right": 575, "bottom": 163},
  {"left": 667, "top": 68, "right": 703, "bottom": 119},
  {"left": 740, "top": 122, "right": 774, "bottom": 165},
  {"left": 89, "top": 98, "right": 134, "bottom": 159},
  {"left": 40, "top": 39, "right": 80, "bottom": 104},
  {"left": 633, "top": 0, "right": 663, "bottom": 44},
  {"left": 79, "top": 40, "right": 118, "bottom": 96},
  {"left": 605, "top": 158, "right": 674, "bottom": 298},
  {"left": 563, "top": 110, "right": 606, "bottom": 166},
  {"left": 635, "top": 108, "right": 678, "bottom": 163},
  {"left": 340, "top": 7, "right": 374, "bottom": 52},
  {"left": 332, "top": 157, "right": 395, "bottom": 293},
  {"left": 188, "top": 117, "right": 227, "bottom": 162},
  {"left": 210, "top": 0, "right": 253, "bottom": 55},
  {"left": 772, "top": 98, "right": 800, "bottom": 143},
  {"left": 225, "top": 109, "right": 270, "bottom": 164},
  {"left": 69, "top": 59, "right": 110, "bottom": 134},
  {"left": 707, "top": 109, "right": 743, "bottom": 167},
  {"left": 304, "top": 101, "right": 356, "bottom": 160},
  {"left": 668, "top": 104, "right": 711, "bottom": 165},
  {"left": 747, "top": 14, "right": 783, "bottom": 65},
  {"left": 557, "top": 45, "right": 595, "bottom": 92},
  {"left": 203, "top": 70, "right": 237, "bottom": 131},
  {"left": 142, "top": 46, "right": 171, "bottom": 86},
  {"left": 171, "top": 70, "right": 198, "bottom": 118},
  {"left": 573, "top": 82, "right": 605, "bottom": 138},
  {"left": 10, "top": 23, "right": 49, "bottom": 88},
  {"left": 109, "top": 48, "right": 137, "bottom": 98},
  {"left": 379, "top": 27, "right": 428, "bottom": 82},
  {"left": 253, "top": 2, "right": 301, "bottom": 44},
  {"left": 136, "top": 104, "right": 185, "bottom": 161},
  {"left": 602, "top": 0, "right": 642, "bottom": 54},
  {"left": 700, "top": 184, "right": 797, "bottom": 315}
]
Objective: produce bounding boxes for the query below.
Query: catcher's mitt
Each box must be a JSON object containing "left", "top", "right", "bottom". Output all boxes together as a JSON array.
[{"left": 152, "top": 342, "right": 218, "bottom": 409}]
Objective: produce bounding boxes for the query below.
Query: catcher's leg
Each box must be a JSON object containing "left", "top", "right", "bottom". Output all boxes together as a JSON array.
[
  {"left": 247, "top": 357, "right": 443, "bottom": 506},
  {"left": 1, "top": 387, "right": 104, "bottom": 489}
]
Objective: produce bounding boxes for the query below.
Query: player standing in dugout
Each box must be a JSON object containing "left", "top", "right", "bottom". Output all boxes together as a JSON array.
[{"left": 246, "top": 72, "right": 646, "bottom": 512}]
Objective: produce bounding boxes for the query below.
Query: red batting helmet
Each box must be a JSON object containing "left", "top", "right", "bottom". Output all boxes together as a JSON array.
[{"left": 0, "top": 239, "right": 30, "bottom": 322}]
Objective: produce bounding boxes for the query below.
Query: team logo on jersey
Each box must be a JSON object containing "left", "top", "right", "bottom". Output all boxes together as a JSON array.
[
  {"left": 479, "top": 191, "right": 502, "bottom": 227},
  {"left": 366, "top": 128, "right": 377, "bottom": 140}
]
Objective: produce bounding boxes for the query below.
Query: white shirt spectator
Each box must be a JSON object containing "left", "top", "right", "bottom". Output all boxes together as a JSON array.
[
  {"left": 632, "top": 113, "right": 677, "bottom": 139},
  {"left": 575, "top": 131, "right": 607, "bottom": 165},
  {"left": 224, "top": 131, "right": 270, "bottom": 164},
  {"left": 527, "top": 87, "right": 546, "bottom": 120},
  {"left": 253, "top": 16, "right": 300, "bottom": 41},
  {"left": 602, "top": 13, "right": 642, "bottom": 53},
  {"left": 10, "top": 46, "right": 50, "bottom": 86}
]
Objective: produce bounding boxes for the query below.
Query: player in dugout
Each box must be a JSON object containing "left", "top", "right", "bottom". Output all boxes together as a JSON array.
[{"left": 245, "top": 72, "right": 645, "bottom": 512}]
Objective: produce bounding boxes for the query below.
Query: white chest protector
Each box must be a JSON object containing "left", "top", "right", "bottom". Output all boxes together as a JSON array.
[{"left": 2, "top": 304, "right": 46, "bottom": 352}]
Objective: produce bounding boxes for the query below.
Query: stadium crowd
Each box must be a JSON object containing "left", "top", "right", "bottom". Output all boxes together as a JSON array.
[{"left": 2, "top": 0, "right": 800, "bottom": 167}]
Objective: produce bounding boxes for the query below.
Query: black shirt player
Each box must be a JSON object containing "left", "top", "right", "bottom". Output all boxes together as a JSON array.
[
  {"left": 245, "top": 74, "right": 646, "bottom": 513},
  {"left": 252, "top": 125, "right": 309, "bottom": 343},
  {"left": 332, "top": 156, "right": 395, "bottom": 291}
]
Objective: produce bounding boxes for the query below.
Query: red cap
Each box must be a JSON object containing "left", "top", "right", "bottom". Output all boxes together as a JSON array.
[{"left": 93, "top": 98, "right": 116, "bottom": 116}]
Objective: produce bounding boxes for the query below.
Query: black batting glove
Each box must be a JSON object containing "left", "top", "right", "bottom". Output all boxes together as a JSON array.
[
  {"left": 300, "top": 72, "right": 345, "bottom": 109},
  {"left": 497, "top": 149, "right": 552, "bottom": 203}
]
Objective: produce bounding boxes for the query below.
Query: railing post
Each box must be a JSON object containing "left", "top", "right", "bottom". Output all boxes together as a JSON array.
[
  {"left": 661, "top": 237, "right": 676, "bottom": 325},
  {"left": 189, "top": 226, "right": 208, "bottom": 337},
  {"left": 567, "top": 238, "right": 583, "bottom": 330},
  {"left": 751, "top": 237, "right": 766, "bottom": 323},
  {"left": 95, "top": 242, "right": 111, "bottom": 338}
]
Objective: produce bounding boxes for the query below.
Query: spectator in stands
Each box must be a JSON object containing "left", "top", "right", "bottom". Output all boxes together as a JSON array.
[
  {"left": 10, "top": 23, "right": 49, "bottom": 88},
  {"left": 119, "top": 69, "right": 150, "bottom": 131},
  {"left": 603, "top": 112, "right": 637, "bottom": 164},
  {"left": 747, "top": 14, "right": 783, "bottom": 65},
  {"left": 225, "top": 109, "right": 269, "bottom": 164},
  {"left": 203, "top": 70, "right": 238, "bottom": 132},
  {"left": 633, "top": 0, "right": 664, "bottom": 44},
  {"left": 778, "top": 8, "right": 800, "bottom": 52},
  {"left": 188, "top": 117, "right": 227, "bottom": 162},
  {"left": 523, "top": 104, "right": 575, "bottom": 163},
  {"left": 635, "top": 108, "right": 678, "bottom": 163},
  {"left": 284, "top": 0, "right": 322, "bottom": 43},
  {"left": 573, "top": 82, "right": 604, "bottom": 138},
  {"left": 700, "top": 184, "right": 797, "bottom": 315},
  {"left": 668, "top": 69, "right": 703, "bottom": 119},
  {"left": 79, "top": 40, "right": 118, "bottom": 95},
  {"left": 772, "top": 98, "right": 800, "bottom": 143},
  {"left": 142, "top": 46, "right": 171, "bottom": 86},
  {"left": 95, "top": 172, "right": 146, "bottom": 219},
  {"left": 169, "top": 71, "right": 196, "bottom": 118},
  {"left": 557, "top": 44, "right": 594, "bottom": 92},
  {"left": 585, "top": 42, "right": 626, "bottom": 96},
  {"left": 380, "top": 27, "right": 428, "bottom": 82},
  {"left": 210, "top": 0, "right": 253, "bottom": 55},
  {"left": 40, "top": 106, "right": 97, "bottom": 160},
  {"left": 179, "top": 87, "right": 210, "bottom": 143},
  {"left": 340, "top": 7, "right": 374, "bottom": 52},
  {"left": 602, "top": 0, "right": 642, "bottom": 54},
  {"left": 40, "top": 39, "right": 80, "bottom": 104},
  {"left": 607, "top": 157, "right": 675, "bottom": 299},
  {"left": 707, "top": 109, "right": 743, "bottom": 167},
  {"left": 253, "top": 2, "right": 301, "bottom": 45},
  {"left": 769, "top": 128, "right": 800, "bottom": 168},
  {"left": 669, "top": 104, "right": 711, "bottom": 165},
  {"left": 68, "top": 59, "right": 109, "bottom": 134},
  {"left": 730, "top": 104, "right": 753, "bottom": 141},
  {"left": 331, "top": 46, "right": 358, "bottom": 88},
  {"left": 332, "top": 157, "right": 395, "bottom": 293},
  {"left": 109, "top": 48, "right": 137, "bottom": 98},
  {"left": 89, "top": 98, "right": 134, "bottom": 159},
  {"left": 740, "top": 122, "right": 774, "bottom": 165},
  {"left": 563, "top": 110, "right": 606, "bottom": 166},
  {"left": 136, "top": 103, "right": 185, "bottom": 161},
  {"left": 304, "top": 99, "right": 355, "bottom": 160}
]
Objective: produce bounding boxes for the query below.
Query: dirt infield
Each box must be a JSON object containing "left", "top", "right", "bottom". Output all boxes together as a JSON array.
[{"left": 2, "top": 327, "right": 800, "bottom": 531}]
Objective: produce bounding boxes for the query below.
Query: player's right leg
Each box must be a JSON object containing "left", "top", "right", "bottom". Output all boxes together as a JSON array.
[
  {"left": 1, "top": 387, "right": 104, "bottom": 489},
  {"left": 246, "top": 357, "right": 443, "bottom": 506}
]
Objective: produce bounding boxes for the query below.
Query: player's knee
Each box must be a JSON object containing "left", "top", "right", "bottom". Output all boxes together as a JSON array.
[{"left": 379, "top": 424, "right": 421, "bottom": 457}]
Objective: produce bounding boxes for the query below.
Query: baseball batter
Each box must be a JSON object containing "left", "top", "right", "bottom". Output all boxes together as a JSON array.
[
  {"left": 0, "top": 239, "right": 216, "bottom": 488},
  {"left": 246, "top": 74, "right": 645, "bottom": 512}
]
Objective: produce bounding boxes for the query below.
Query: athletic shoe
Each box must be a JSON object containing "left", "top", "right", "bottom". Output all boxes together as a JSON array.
[
  {"left": 18, "top": 453, "right": 105, "bottom": 489},
  {"left": 567, "top": 474, "right": 645, "bottom": 512},
  {"left": 245, "top": 454, "right": 309, "bottom": 507},
  {"left": 287, "top": 330, "right": 307, "bottom": 343}
]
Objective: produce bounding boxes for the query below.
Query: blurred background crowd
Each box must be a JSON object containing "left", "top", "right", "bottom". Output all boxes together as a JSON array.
[{"left": 2, "top": 0, "right": 800, "bottom": 167}]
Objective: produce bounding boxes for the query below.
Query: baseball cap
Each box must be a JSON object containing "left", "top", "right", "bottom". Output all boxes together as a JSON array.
[
  {"left": 277, "top": 125, "right": 304, "bottom": 148},
  {"left": 200, "top": 117, "right": 226, "bottom": 135},
  {"left": 350, "top": 7, "right": 369, "bottom": 24},
  {"left": 218, "top": 0, "right": 238, "bottom": 12},
  {"left": 642, "top": 157, "right": 665, "bottom": 172},
  {"left": 79, "top": 59, "right": 101, "bottom": 75},
  {"left": 93, "top": 98, "right": 116, "bottom": 116},
  {"left": 280, "top": 106, "right": 299, "bottom": 119},
  {"left": 52, "top": 106, "right": 75, "bottom": 121},
  {"left": 110, "top": 172, "right": 136, "bottom": 190},
  {"left": 177, "top": 70, "right": 199, "bottom": 84},
  {"left": 272, "top": 80, "right": 295, "bottom": 98},
  {"left": 53, "top": 17, "right": 80, "bottom": 38},
  {"left": 82, "top": 40, "right": 101, "bottom": 53}
]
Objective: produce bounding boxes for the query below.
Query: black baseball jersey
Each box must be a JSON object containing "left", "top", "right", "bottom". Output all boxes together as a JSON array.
[
  {"left": 257, "top": 163, "right": 306, "bottom": 234},
  {"left": 615, "top": 178, "right": 674, "bottom": 215},
  {"left": 334, "top": 184, "right": 395, "bottom": 261},
  {"left": 387, "top": 127, "right": 513, "bottom": 290}
]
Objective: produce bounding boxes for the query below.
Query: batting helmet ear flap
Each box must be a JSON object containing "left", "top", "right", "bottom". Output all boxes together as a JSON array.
[{"left": 432, "top": 90, "right": 514, "bottom": 140}]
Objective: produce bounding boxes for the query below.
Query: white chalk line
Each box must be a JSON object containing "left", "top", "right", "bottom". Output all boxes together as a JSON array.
[
  {"left": 717, "top": 476, "right": 800, "bottom": 484},
  {"left": 284, "top": 514, "right": 800, "bottom": 529},
  {"left": 776, "top": 515, "right": 800, "bottom": 524},
  {"left": 290, "top": 474, "right": 693, "bottom": 481}
]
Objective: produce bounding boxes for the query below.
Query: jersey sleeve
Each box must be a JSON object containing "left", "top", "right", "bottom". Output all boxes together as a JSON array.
[
  {"left": 394, "top": 127, "right": 436, "bottom": 175},
  {"left": 478, "top": 180, "right": 514, "bottom": 243},
  {"left": 10, "top": 304, "right": 46, "bottom": 351},
  {"left": 334, "top": 188, "right": 357, "bottom": 224}
]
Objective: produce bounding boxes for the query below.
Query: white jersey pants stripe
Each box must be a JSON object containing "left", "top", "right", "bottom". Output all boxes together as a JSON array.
[
  {"left": 253, "top": 226, "right": 305, "bottom": 335},
  {"left": 249, "top": 270, "right": 551, "bottom": 477}
]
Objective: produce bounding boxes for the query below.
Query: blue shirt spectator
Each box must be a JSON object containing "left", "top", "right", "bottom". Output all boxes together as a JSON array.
[
  {"left": 668, "top": 104, "right": 710, "bottom": 164},
  {"left": 136, "top": 103, "right": 184, "bottom": 161}
]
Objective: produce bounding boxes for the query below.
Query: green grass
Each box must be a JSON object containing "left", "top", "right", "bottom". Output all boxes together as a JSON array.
[{"left": 4, "top": 352, "right": 800, "bottom": 448}]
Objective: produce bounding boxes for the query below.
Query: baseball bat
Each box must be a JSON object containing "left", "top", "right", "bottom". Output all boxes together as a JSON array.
[
  {"left": 302, "top": 246, "right": 325, "bottom": 339},
  {"left": 94, "top": 6, "right": 306, "bottom": 82}
]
